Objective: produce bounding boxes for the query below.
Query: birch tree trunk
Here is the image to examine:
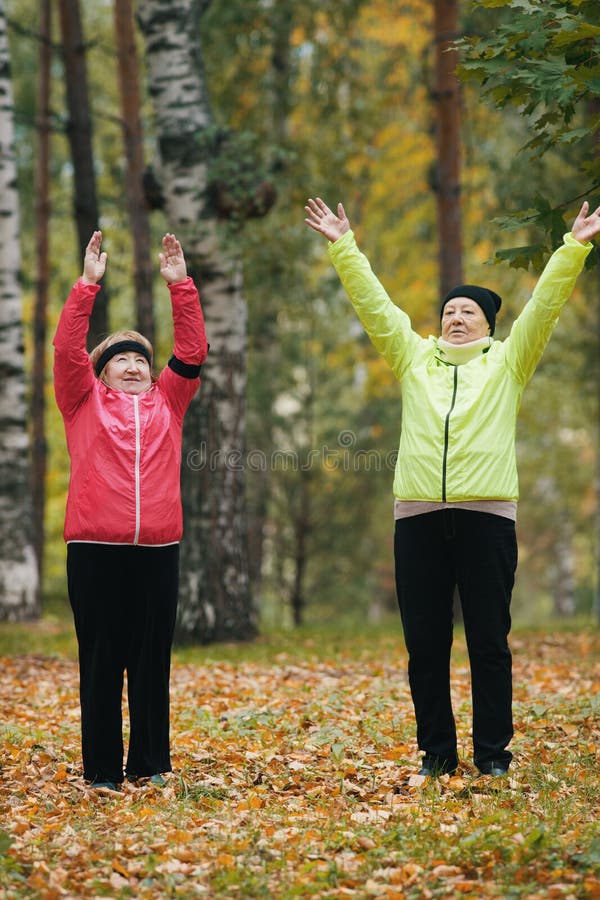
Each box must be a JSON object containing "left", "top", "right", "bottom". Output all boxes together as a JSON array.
[
  {"left": 0, "top": 1, "right": 40, "bottom": 620},
  {"left": 138, "top": 0, "right": 256, "bottom": 643},
  {"left": 31, "top": 0, "right": 52, "bottom": 589}
]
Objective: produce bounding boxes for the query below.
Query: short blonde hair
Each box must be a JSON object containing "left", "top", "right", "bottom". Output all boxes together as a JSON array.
[{"left": 90, "top": 330, "right": 154, "bottom": 379}]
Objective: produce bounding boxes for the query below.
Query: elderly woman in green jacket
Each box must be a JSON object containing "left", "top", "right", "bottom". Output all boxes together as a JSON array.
[{"left": 305, "top": 197, "right": 600, "bottom": 778}]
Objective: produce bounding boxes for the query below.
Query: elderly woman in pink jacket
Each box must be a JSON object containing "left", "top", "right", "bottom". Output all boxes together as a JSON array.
[{"left": 54, "top": 231, "right": 208, "bottom": 791}]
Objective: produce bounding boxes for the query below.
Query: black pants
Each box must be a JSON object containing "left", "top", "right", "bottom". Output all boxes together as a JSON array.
[
  {"left": 394, "top": 510, "right": 517, "bottom": 773},
  {"left": 67, "top": 542, "right": 179, "bottom": 784}
]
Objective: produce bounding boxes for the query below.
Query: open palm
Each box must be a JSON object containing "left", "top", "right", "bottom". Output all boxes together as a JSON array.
[
  {"left": 82, "top": 231, "right": 107, "bottom": 284},
  {"left": 305, "top": 198, "right": 351, "bottom": 242},
  {"left": 159, "top": 233, "right": 187, "bottom": 284},
  {"left": 571, "top": 200, "right": 600, "bottom": 244}
]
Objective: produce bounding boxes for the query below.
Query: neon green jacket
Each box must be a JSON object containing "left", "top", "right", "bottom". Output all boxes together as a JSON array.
[{"left": 328, "top": 230, "right": 592, "bottom": 502}]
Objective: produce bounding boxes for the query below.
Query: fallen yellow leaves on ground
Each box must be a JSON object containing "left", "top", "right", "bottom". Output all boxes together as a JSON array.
[{"left": 0, "top": 630, "right": 599, "bottom": 898}]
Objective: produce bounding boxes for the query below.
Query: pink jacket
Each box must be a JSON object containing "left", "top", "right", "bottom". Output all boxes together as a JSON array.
[{"left": 53, "top": 277, "right": 208, "bottom": 545}]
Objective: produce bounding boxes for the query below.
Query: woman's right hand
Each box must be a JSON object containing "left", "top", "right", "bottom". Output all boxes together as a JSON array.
[
  {"left": 81, "top": 230, "right": 107, "bottom": 284},
  {"left": 305, "top": 197, "right": 350, "bottom": 242}
]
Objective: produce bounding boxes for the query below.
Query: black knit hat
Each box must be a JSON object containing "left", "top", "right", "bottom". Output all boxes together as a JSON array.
[{"left": 440, "top": 285, "right": 502, "bottom": 336}]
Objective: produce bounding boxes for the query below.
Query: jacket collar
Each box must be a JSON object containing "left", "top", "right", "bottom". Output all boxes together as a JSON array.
[{"left": 435, "top": 336, "right": 492, "bottom": 365}]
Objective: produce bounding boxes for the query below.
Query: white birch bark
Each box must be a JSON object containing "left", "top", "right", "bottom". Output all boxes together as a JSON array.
[
  {"left": 138, "top": 0, "right": 256, "bottom": 642},
  {"left": 0, "top": 1, "right": 39, "bottom": 620}
]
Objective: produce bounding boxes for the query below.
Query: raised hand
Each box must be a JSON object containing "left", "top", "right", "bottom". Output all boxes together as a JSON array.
[
  {"left": 159, "top": 233, "right": 187, "bottom": 284},
  {"left": 305, "top": 197, "right": 351, "bottom": 243},
  {"left": 82, "top": 231, "right": 107, "bottom": 284},
  {"left": 571, "top": 200, "right": 600, "bottom": 244}
]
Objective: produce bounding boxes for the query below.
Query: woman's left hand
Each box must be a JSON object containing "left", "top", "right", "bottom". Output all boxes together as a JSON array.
[
  {"left": 159, "top": 233, "right": 188, "bottom": 284},
  {"left": 305, "top": 198, "right": 351, "bottom": 243},
  {"left": 571, "top": 200, "right": 600, "bottom": 244}
]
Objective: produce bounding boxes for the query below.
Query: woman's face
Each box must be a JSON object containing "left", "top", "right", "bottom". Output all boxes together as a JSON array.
[
  {"left": 102, "top": 351, "right": 152, "bottom": 394},
  {"left": 441, "top": 298, "right": 490, "bottom": 344}
]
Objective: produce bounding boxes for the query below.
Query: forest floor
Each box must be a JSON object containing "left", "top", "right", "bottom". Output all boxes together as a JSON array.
[{"left": 1, "top": 620, "right": 599, "bottom": 899}]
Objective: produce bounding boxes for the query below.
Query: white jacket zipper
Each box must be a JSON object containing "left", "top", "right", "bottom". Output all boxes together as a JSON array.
[{"left": 133, "top": 395, "right": 141, "bottom": 544}]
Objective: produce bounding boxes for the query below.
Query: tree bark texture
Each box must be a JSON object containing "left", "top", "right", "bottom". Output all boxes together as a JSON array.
[
  {"left": 269, "top": 0, "right": 293, "bottom": 145},
  {"left": 138, "top": 0, "right": 257, "bottom": 644},
  {"left": 247, "top": 0, "right": 294, "bottom": 597},
  {"left": 433, "top": 0, "right": 464, "bottom": 624},
  {"left": 58, "top": 0, "right": 107, "bottom": 346},
  {"left": 590, "top": 97, "right": 600, "bottom": 624},
  {"left": 595, "top": 261, "right": 600, "bottom": 624},
  {"left": 550, "top": 513, "right": 576, "bottom": 617},
  {"left": 432, "top": 0, "right": 463, "bottom": 295},
  {"left": 0, "top": 1, "right": 40, "bottom": 620},
  {"left": 31, "top": 0, "right": 52, "bottom": 590},
  {"left": 114, "top": 0, "right": 155, "bottom": 346},
  {"left": 290, "top": 471, "right": 311, "bottom": 627}
]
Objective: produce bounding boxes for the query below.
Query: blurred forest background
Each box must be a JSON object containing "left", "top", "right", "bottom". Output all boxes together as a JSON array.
[{"left": 1, "top": 0, "right": 599, "bottom": 642}]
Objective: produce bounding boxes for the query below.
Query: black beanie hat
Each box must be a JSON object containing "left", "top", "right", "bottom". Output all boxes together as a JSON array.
[{"left": 440, "top": 285, "right": 502, "bottom": 336}]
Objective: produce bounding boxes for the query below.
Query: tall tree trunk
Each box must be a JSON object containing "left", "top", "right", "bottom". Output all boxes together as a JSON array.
[
  {"left": 248, "top": 0, "right": 294, "bottom": 598},
  {"left": 31, "top": 0, "right": 52, "bottom": 591},
  {"left": 0, "top": 0, "right": 40, "bottom": 620},
  {"left": 433, "top": 0, "right": 463, "bottom": 624},
  {"left": 432, "top": 0, "right": 463, "bottom": 295},
  {"left": 590, "top": 97, "right": 600, "bottom": 624},
  {"left": 138, "top": 0, "right": 256, "bottom": 643},
  {"left": 57, "top": 0, "right": 107, "bottom": 347},
  {"left": 270, "top": 0, "right": 293, "bottom": 145},
  {"left": 290, "top": 471, "right": 311, "bottom": 627},
  {"left": 113, "top": 0, "right": 154, "bottom": 346},
  {"left": 550, "top": 513, "right": 576, "bottom": 617},
  {"left": 595, "top": 262, "right": 600, "bottom": 624}
]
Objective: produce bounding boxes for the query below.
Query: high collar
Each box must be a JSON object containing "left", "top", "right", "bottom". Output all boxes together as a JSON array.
[{"left": 435, "top": 336, "right": 492, "bottom": 365}]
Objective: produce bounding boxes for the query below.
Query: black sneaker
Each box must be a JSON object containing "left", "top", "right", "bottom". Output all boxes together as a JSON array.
[
  {"left": 479, "top": 761, "right": 509, "bottom": 776},
  {"left": 126, "top": 773, "right": 167, "bottom": 787},
  {"left": 90, "top": 780, "right": 120, "bottom": 792},
  {"left": 418, "top": 759, "right": 457, "bottom": 777}
]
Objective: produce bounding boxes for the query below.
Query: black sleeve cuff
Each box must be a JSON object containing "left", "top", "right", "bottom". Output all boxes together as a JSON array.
[{"left": 168, "top": 354, "right": 202, "bottom": 379}]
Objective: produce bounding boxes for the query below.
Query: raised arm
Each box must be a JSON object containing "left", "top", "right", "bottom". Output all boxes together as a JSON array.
[
  {"left": 158, "top": 234, "right": 208, "bottom": 417},
  {"left": 305, "top": 197, "right": 422, "bottom": 378},
  {"left": 157, "top": 233, "right": 205, "bottom": 364},
  {"left": 53, "top": 232, "right": 105, "bottom": 419},
  {"left": 504, "top": 201, "right": 598, "bottom": 385}
]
